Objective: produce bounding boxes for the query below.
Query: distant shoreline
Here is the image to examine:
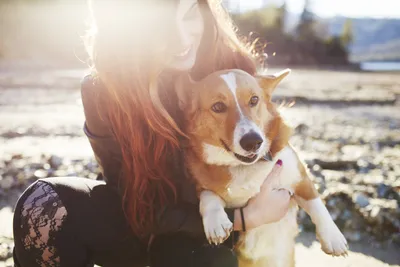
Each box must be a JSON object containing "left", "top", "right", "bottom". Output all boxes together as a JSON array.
[
  {"left": 1, "top": 59, "right": 399, "bottom": 74},
  {"left": 268, "top": 62, "right": 400, "bottom": 73}
]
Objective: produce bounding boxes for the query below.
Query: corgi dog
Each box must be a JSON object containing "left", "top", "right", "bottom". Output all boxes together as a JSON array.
[{"left": 175, "top": 69, "right": 348, "bottom": 267}]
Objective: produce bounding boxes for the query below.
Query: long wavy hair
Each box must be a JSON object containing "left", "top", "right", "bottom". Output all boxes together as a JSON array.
[{"left": 84, "top": 0, "right": 262, "bottom": 238}]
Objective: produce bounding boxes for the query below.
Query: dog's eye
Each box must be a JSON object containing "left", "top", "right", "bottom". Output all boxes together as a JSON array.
[
  {"left": 249, "top": 96, "right": 259, "bottom": 107},
  {"left": 211, "top": 102, "right": 227, "bottom": 113}
]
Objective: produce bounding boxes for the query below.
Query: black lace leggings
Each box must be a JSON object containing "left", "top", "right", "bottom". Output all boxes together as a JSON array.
[{"left": 13, "top": 177, "right": 238, "bottom": 267}]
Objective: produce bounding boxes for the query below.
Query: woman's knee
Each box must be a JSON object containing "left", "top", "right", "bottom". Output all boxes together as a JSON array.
[{"left": 13, "top": 180, "right": 68, "bottom": 266}]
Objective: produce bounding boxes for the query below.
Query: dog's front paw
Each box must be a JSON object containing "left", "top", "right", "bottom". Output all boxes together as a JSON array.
[
  {"left": 202, "top": 211, "right": 233, "bottom": 245},
  {"left": 316, "top": 222, "right": 349, "bottom": 257}
]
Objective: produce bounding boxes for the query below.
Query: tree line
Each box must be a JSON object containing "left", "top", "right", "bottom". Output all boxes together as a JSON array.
[{"left": 231, "top": 0, "right": 354, "bottom": 67}]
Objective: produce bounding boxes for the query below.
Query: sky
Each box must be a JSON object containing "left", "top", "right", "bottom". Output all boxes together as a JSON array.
[{"left": 232, "top": 0, "right": 400, "bottom": 18}]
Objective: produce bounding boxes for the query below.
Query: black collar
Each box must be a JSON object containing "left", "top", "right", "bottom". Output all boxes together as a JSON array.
[{"left": 261, "top": 151, "right": 273, "bottom": 161}]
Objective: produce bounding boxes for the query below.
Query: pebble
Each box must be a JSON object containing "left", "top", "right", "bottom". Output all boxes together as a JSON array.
[
  {"left": 376, "top": 183, "right": 400, "bottom": 202},
  {"left": 353, "top": 192, "right": 370, "bottom": 208},
  {"left": 0, "top": 243, "right": 12, "bottom": 261},
  {"left": 48, "top": 155, "right": 63, "bottom": 169},
  {"left": 344, "top": 230, "right": 362, "bottom": 242},
  {"left": 33, "top": 169, "right": 48, "bottom": 179},
  {"left": 0, "top": 176, "right": 13, "bottom": 190}
]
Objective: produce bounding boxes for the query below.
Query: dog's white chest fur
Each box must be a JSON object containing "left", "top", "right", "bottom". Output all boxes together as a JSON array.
[{"left": 223, "top": 146, "right": 300, "bottom": 208}]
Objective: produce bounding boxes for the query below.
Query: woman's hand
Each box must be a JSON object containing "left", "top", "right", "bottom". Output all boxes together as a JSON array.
[{"left": 233, "top": 160, "right": 292, "bottom": 231}]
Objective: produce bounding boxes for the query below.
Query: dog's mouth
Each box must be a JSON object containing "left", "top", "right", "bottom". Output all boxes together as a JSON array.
[{"left": 220, "top": 139, "right": 258, "bottom": 164}]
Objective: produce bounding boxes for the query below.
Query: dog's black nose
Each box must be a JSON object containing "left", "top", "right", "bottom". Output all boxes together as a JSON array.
[{"left": 240, "top": 132, "right": 263, "bottom": 152}]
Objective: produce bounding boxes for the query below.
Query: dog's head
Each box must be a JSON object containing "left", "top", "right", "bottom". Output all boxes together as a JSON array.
[{"left": 176, "top": 69, "right": 291, "bottom": 166}]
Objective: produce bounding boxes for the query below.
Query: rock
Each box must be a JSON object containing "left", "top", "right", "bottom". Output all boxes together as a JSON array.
[
  {"left": 48, "top": 155, "right": 63, "bottom": 169},
  {"left": 314, "top": 159, "right": 357, "bottom": 170},
  {"left": 344, "top": 230, "right": 362, "bottom": 242},
  {"left": 376, "top": 183, "right": 400, "bottom": 202},
  {"left": 339, "top": 176, "right": 351, "bottom": 184},
  {"left": 73, "top": 164, "right": 84, "bottom": 173},
  {"left": 0, "top": 176, "right": 14, "bottom": 190},
  {"left": 353, "top": 192, "right": 370, "bottom": 208},
  {"left": 368, "top": 206, "right": 384, "bottom": 224},
  {"left": 33, "top": 169, "right": 48, "bottom": 179},
  {"left": 12, "top": 159, "right": 27, "bottom": 169},
  {"left": 0, "top": 242, "right": 12, "bottom": 261},
  {"left": 1, "top": 131, "right": 22, "bottom": 138},
  {"left": 54, "top": 170, "right": 68, "bottom": 177},
  {"left": 392, "top": 233, "right": 400, "bottom": 246},
  {"left": 86, "top": 161, "right": 99, "bottom": 172},
  {"left": 312, "top": 164, "right": 322, "bottom": 173},
  {"left": 295, "top": 123, "right": 309, "bottom": 134},
  {"left": 356, "top": 159, "right": 372, "bottom": 174},
  {"left": 2, "top": 166, "right": 19, "bottom": 178},
  {"left": 321, "top": 170, "right": 345, "bottom": 182},
  {"left": 27, "top": 162, "right": 45, "bottom": 170},
  {"left": 11, "top": 154, "right": 23, "bottom": 160}
]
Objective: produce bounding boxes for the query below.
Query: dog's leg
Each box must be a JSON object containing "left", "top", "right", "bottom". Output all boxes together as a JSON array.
[
  {"left": 295, "top": 173, "right": 348, "bottom": 256},
  {"left": 199, "top": 190, "right": 233, "bottom": 245}
]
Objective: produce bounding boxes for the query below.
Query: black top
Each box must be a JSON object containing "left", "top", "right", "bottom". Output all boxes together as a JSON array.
[{"left": 80, "top": 74, "right": 236, "bottom": 242}]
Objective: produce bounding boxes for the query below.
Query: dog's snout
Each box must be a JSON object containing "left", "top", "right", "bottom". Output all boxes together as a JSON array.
[{"left": 240, "top": 132, "right": 263, "bottom": 152}]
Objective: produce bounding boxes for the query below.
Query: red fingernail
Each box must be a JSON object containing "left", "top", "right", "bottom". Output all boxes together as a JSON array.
[{"left": 277, "top": 159, "right": 282, "bottom": 166}]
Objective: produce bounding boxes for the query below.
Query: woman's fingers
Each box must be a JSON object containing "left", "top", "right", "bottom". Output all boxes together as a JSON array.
[
  {"left": 275, "top": 187, "right": 294, "bottom": 197},
  {"left": 277, "top": 188, "right": 292, "bottom": 200},
  {"left": 263, "top": 187, "right": 292, "bottom": 223},
  {"left": 262, "top": 159, "right": 283, "bottom": 190}
]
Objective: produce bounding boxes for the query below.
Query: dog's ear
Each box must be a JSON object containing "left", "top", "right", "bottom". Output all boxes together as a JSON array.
[
  {"left": 256, "top": 68, "right": 291, "bottom": 95},
  {"left": 175, "top": 73, "right": 197, "bottom": 111}
]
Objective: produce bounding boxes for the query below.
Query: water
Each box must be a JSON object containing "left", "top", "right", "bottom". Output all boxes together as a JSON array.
[{"left": 360, "top": 61, "right": 400, "bottom": 71}]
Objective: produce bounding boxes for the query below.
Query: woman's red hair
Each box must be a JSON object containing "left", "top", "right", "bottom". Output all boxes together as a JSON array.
[{"left": 85, "top": 0, "right": 262, "bottom": 239}]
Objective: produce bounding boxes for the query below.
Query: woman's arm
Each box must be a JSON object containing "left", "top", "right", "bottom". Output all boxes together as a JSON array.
[
  {"left": 80, "top": 75, "right": 123, "bottom": 190},
  {"left": 156, "top": 162, "right": 291, "bottom": 238}
]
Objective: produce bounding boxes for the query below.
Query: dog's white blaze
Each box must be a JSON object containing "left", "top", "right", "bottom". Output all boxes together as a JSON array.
[
  {"left": 220, "top": 72, "right": 236, "bottom": 93},
  {"left": 221, "top": 72, "right": 268, "bottom": 158},
  {"left": 220, "top": 72, "right": 243, "bottom": 117}
]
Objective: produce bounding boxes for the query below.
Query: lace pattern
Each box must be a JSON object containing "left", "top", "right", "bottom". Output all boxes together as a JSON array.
[{"left": 19, "top": 181, "right": 68, "bottom": 267}]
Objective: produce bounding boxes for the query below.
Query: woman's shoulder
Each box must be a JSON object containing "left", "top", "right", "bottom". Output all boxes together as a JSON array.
[
  {"left": 80, "top": 73, "right": 107, "bottom": 119},
  {"left": 81, "top": 73, "right": 104, "bottom": 96}
]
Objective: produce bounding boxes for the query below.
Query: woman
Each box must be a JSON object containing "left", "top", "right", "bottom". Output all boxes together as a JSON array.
[{"left": 12, "top": 0, "right": 292, "bottom": 266}]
